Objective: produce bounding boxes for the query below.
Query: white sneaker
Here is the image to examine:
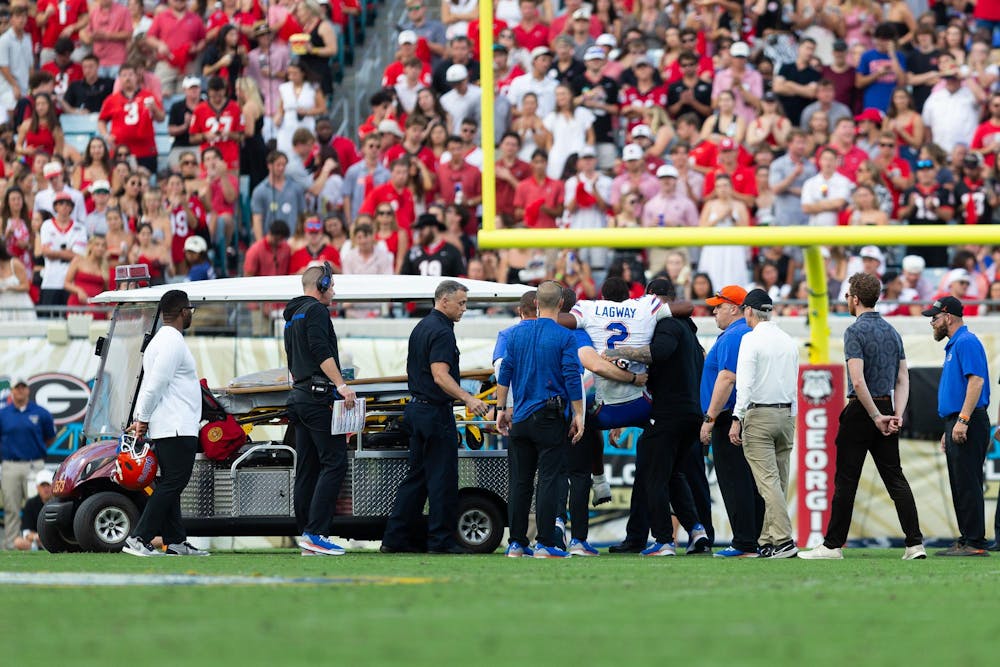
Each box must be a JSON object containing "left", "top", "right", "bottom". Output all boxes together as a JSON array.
[
  {"left": 796, "top": 544, "right": 844, "bottom": 560},
  {"left": 902, "top": 544, "right": 927, "bottom": 560},
  {"left": 165, "top": 541, "right": 210, "bottom": 556},
  {"left": 122, "top": 536, "right": 163, "bottom": 557},
  {"left": 591, "top": 474, "right": 612, "bottom": 506}
]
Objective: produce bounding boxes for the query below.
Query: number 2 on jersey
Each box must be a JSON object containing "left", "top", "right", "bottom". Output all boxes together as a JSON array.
[{"left": 605, "top": 322, "right": 629, "bottom": 349}]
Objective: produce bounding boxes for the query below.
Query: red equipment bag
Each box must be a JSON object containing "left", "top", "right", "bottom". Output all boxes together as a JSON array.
[{"left": 199, "top": 379, "right": 248, "bottom": 461}]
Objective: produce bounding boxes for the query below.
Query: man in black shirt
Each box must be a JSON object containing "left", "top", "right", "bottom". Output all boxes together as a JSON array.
[
  {"left": 900, "top": 158, "right": 954, "bottom": 267},
  {"left": 431, "top": 36, "right": 480, "bottom": 95},
  {"left": 12, "top": 469, "right": 53, "bottom": 551},
  {"left": 572, "top": 46, "right": 620, "bottom": 172},
  {"left": 905, "top": 26, "right": 941, "bottom": 113},
  {"left": 283, "top": 263, "right": 358, "bottom": 556},
  {"left": 63, "top": 55, "right": 114, "bottom": 114},
  {"left": 955, "top": 153, "right": 999, "bottom": 225},
  {"left": 401, "top": 213, "right": 465, "bottom": 277},
  {"left": 773, "top": 38, "right": 821, "bottom": 127},
  {"left": 667, "top": 50, "right": 713, "bottom": 124},
  {"left": 382, "top": 280, "right": 488, "bottom": 553},
  {"left": 604, "top": 279, "right": 709, "bottom": 556},
  {"left": 167, "top": 76, "right": 203, "bottom": 158}
]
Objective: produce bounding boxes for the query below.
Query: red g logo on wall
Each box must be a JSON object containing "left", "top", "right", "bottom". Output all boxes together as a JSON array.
[{"left": 26, "top": 373, "right": 92, "bottom": 426}]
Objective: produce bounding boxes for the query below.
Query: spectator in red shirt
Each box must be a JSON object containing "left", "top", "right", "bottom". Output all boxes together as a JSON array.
[
  {"left": 188, "top": 76, "right": 245, "bottom": 172},
  {"left": 436, "top": 134, "right": 482, "bottom": 206},
  {"left": 202, "top": 147, "right": 238, "bottom": 248},
  {"left": 41, "top": 38, "right": 83, "bottom": 98},
  {"left": 244, "top": 219, "right": 291, "bottom": 277},
  {"left": 971, "top": 92, "right": 1000, "bottom": 169},
  {"left": 145, "top": 0, "right": 208, "bottom": 97},
  {"left": 383, "top": 31, "right": 433, "bottom": 88},
  {"left": 384, "top": 115, "right": 438, "bottom": 174},
  {"left": 36, "top": 0, "right": 88, "bottom": 65},
  {"left": 495, "top": 131, "right": 531, "bottom": 226},
  {"left": 703, "top": 137, "right": 758, "bottom": 206},
  {"left": 290, "top": 216, "right": 342, "bottom": 274},
  {"left": 822, "top": 116, "right": 870, "bottom": 183},
  {"left": 97, "top": 64, "right": 165, "bottom": 174},
  {"left": 512, "top": 0, "right": 549, "bottom": 51},
  {"left": 513, "top": 149, "right": 564, "bottom": 228},
  {"left": 359, "top": 158, "right": 417, "bottom": 232}
]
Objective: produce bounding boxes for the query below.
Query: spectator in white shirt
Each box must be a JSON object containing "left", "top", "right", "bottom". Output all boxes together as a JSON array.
[
  {"left": 729, "top": 288, "right": 799, "bottom": 559},
  {"left": 39, "top": 193, "right": 88, "bottom": 314},
  {"left": 440, "top": 64, "right": 482, "bottom": 136},
  {"left": 341, "top": 222, "right": 394, "bottom": 317},
  {"left": 922, "top": 64, "right": 981, "bottom": 154},
  {"left": 505, "top": 47, "right": 558, "bottom": 118},
  {"left": 800, "top": 147, "right": 853, "bottom": 226},
  {"left": 34, "top": 160, "right": 87, "bottom": 227}
]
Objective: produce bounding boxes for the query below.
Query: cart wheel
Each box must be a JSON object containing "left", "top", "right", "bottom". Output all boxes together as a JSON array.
[
  {"left": 455, "top": 494, "right": 504, "bottom": 553},
  {"left": 37, "top": 504, "right": 81, "bottom": 553},
  {"left": 73, "top": 492, "right": 139, "bottom": 552}
]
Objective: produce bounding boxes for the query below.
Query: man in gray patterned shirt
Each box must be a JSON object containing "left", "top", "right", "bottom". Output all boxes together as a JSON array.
[{"left": 799, "top": 272, "right": 926, "bottom": 560}]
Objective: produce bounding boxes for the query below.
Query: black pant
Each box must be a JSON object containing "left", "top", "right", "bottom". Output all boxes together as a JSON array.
[
  {"left": 566, "top": 412, "right": 600, "bottom": 541},
  {"left": 289, "top": 398, "right": 348, "bottom": 536},
  {"left": 39, "top": 288, "right": 68, "bottom": 318},
  {"left": 133, "top": 436, "right": 198, "bottom": 545},
  {"left": 825, "top": 399, "right": 923, "bottom": 548},
  {"left": 944, "top": 408, "right": 990, "bottom": 549},
  {"left": 137, "top": 155, "right": 158, "bottom": 175},
  {"left": 641, "top": 415, "right": 702, "bottom": 543},
  {"left": 383, "top": 402, "right": 459, "bottom": 551},
  {"left": 680, "top": 439, "right": 715, "bottom": 546},
  {"left": 712, "top": 411, "right": 764, "bottom": 552},
  {"left": 623, "top": 418, "right": 702, "bottom": 545},
  {"left": 508, "top": 407, "right": 569, "bottom": 547}
]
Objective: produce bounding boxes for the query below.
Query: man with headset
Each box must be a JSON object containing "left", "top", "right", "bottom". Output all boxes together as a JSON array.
[{"left": 283, "top": 262, "right": 358, "bottom": 556}]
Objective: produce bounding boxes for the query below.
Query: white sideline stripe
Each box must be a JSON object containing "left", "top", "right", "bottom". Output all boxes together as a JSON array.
[{"left": 0, "top": 572, "right": 433, "bottom": 587}]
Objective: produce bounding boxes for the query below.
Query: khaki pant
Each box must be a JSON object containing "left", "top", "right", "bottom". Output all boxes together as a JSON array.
[
  {"left": 2, "top": 459, "right": 45, "bottom": 549},
  {"left": 742, "top": 407, "right": 795, "bottom": 547}
]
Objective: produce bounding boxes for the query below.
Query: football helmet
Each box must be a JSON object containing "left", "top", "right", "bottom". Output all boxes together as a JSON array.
[{"left": 111, "top": 433, "right": 158, "bottom": 490}]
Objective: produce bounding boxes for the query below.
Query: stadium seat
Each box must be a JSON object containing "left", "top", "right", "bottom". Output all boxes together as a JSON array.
[
  {"left": 64, "top": 133, "right": 91, "bottom": 155},
  {"left": 59, "top": 113, "right": 98, "bottom": 135}
]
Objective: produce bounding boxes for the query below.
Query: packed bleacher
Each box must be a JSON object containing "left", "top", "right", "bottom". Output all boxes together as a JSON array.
[{"left": 1, "top": 0, "right": 1000, "bottom": 318}]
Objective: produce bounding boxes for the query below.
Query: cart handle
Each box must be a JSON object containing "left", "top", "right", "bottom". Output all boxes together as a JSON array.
[{"left": 230, "top": 444, "right": 297, "bottom": 478}]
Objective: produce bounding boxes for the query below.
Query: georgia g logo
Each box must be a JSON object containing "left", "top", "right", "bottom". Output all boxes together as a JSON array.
[{"left": 801, "top": 370, "right": 833, "bottom": 405}]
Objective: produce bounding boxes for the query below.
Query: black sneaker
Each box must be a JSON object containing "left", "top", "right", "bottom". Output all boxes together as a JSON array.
[
  {"left": 608, "top": 541, "right": 647, "bottom": 554},
  {"left": 768, "top": 540, "right": 799, "bottom": 559},
  {"left": 757, "top": 543, "right": 774, "bottom": 558},
  {"left": 936, "top": 544, "right": 989, "bottom": 557}
]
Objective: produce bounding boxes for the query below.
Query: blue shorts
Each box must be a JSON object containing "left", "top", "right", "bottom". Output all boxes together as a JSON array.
[{"left": 592, "top": 394, "right": 651, "bottom": 431}]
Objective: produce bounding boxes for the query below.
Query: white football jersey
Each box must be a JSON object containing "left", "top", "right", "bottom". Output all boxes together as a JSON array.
[{"left": 570, "top": 294, "right": 670, "bottom": 404}]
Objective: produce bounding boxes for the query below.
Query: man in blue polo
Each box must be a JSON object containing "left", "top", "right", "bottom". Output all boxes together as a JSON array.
[
  {"left": 924, "top": 296, "right": 991, "bottom": 557},
  {"left": 0, "top": 377, "right": 56, "bottom": 550},
  {"left": 698, "top": 285, "right": 764, "bottom": 558}
]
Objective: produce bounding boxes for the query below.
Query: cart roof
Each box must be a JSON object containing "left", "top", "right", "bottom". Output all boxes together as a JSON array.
[{"left": 91, "top": 275, "right": 532, "bottom": 304}]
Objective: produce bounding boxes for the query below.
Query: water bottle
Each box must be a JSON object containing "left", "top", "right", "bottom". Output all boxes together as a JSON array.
[
  {"left": 566, "top": 251, "right": 576, "bottom": 275},
  {"left": 658, "top": 213, "right": 665, "bottom": 227},
  {"left": 454, "top": 183, "right": 463, "bottom": 206}
]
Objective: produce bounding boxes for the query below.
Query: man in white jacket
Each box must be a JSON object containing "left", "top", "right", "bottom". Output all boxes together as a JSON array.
[{"left": 122, "top": 289, "right": 206, "bottom": 557}]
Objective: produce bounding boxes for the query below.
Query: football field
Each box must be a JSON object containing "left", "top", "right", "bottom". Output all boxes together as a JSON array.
[{"left": 1, "top": 549, "right": 996, "bottom": 666}]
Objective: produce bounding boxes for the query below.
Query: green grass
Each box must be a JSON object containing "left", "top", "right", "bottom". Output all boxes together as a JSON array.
[{"left": 1, "top": 549, "right": 997, "bottom": 666}]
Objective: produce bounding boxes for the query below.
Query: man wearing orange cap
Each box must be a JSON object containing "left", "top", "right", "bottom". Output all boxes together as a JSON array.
[{"left": 699, "top": 284, "right": 764, "bottom": 558}]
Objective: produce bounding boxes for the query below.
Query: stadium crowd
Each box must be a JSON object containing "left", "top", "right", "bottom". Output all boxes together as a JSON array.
[{"left": 0, "top": 0, "right": 997, "bottom": 318}]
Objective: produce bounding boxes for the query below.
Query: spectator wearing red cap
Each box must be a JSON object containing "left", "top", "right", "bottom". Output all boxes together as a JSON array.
[
  {"left": 35, "top": 160, "right": 86, "bottom": 226},
  {"left": 854, "top": 108, "right": 884, "bottom": 157},
  {"left": 290, "top": 217, "right": 342, "bottom": 275},
  {"left": 145, "top": 0, "right": 207, "bottom": 98},
  {"left": 97, "top": 63, "right": 164, "bottom": 175},
  {"left": 39, "top": 192, "right": 88, "bottom": 312},
  {"left": 189, "top": 76, "right": 245, "bottom": 172},
  {"left": 513, "top": 149, "right": 563, "bottom": 228},
  {"left": 36, "top": 0, "right": 87, "bottom": 65},
  {"left": 703, "top": 138, "right": 757, "bottom": 207}
]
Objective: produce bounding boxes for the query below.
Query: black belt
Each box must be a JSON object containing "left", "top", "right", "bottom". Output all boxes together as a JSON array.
[
  {"left": 410, "top": 397, "right": 450, "bottom": 406},
  {"left": 747, "top": 403, "right": 791, "bottom": 410},
  {"left": 849, "top": 395, "right": 891, "bottom": 401}
]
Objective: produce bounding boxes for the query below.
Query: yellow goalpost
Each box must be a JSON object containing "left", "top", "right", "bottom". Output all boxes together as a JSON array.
[{"left": 473, "top": 0, "right": 1000, "bottom": 363}]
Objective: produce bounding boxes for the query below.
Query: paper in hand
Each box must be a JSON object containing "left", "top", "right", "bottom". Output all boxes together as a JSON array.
[{"left": 331, "top": 397, "right": 366, "bottom": 435}]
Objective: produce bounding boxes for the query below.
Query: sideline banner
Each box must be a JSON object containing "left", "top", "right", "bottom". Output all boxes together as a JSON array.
[{"left": 796, "top": 365, "right": 845, "bottom": 548}]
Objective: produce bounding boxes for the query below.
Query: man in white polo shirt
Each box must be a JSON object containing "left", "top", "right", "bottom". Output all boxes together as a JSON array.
[{"left": 38, "top": 192, "right": 88, "bottom": 313}]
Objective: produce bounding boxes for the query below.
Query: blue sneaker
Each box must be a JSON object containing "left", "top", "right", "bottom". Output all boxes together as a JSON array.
[
  {"left": 640, "top": 541, "right": 676, "bottom": 557},
  {"left": 568, "top": 538, "right": 599, "bottom": 556},
  {"left": 299, "top": 533, "right": 346, "bottom": 556},
  {"left": 554, "top": 518, "right": 567, "bottom": 550},
  {"left": 686, "top": 523, "right": 711, "bottom": 555},
  {"left": 505, "top": 541, "right": 534, "bottom": 558},
  {"left": 713, "top": 546, "right": 759, "bottom": 558},
  {"left": 533, "top": 544, "right": 571, "bottom": 559}
]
